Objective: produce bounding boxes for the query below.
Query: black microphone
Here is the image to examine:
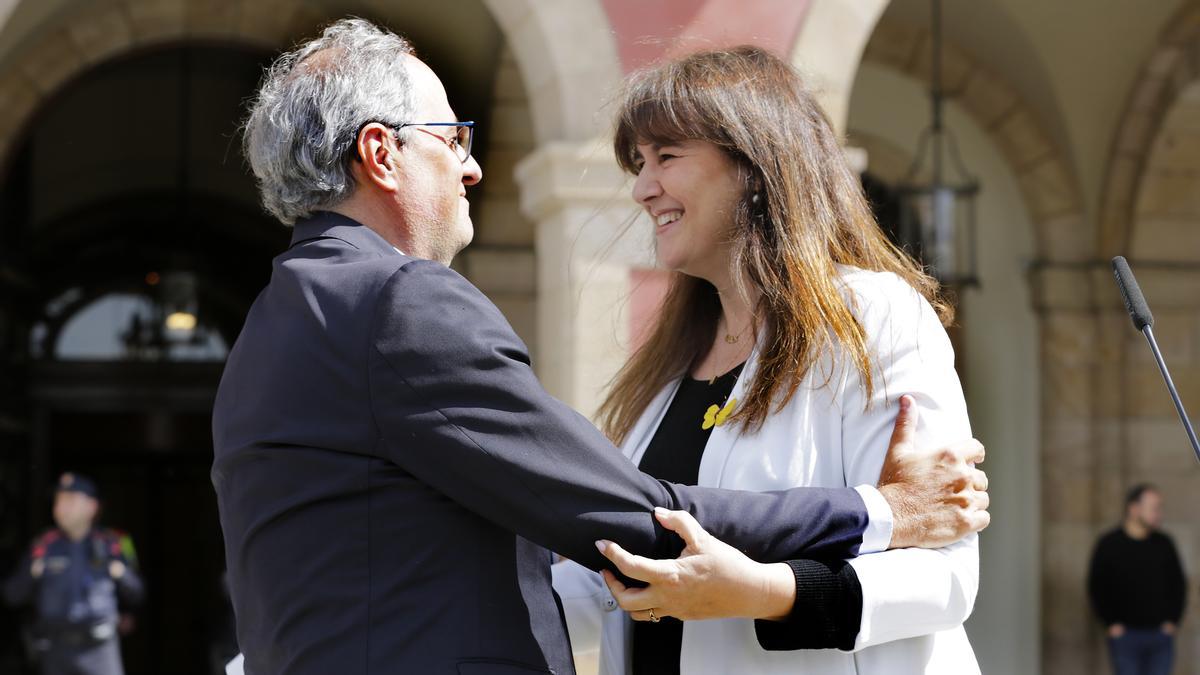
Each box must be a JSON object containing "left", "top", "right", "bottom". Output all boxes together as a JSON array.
[
  {"left": 1112, "top": 256, "right": 1154, "bottom": 330},
  {"left": 1111, "top": 256, "right": 1200, "bottom": 463}
]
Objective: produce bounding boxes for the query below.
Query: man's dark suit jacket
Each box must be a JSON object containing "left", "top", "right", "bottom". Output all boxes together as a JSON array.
[{"left": 212, "top": 211, "right": 872, "bottom": 675}]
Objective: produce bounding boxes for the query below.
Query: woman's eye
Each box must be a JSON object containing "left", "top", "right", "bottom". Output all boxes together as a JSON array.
[{"left": 659, "top": 153, "right": 677, "bottom": 162}]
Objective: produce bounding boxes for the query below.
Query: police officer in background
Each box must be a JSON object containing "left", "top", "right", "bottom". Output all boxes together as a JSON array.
[{"left": 2, "top": 472, "right": 144, "bottom": 675}]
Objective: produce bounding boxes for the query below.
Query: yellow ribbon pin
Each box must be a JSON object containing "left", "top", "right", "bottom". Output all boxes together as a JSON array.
[{"left": 701, "top": 398, "right": 737, "bottom": 430}]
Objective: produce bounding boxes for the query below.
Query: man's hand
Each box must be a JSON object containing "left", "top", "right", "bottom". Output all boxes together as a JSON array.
[
  {"left": 30, "top": 558, "right": 44, "bottom": 579},
  {"left": 109, "top": 560, "right": 126, "bottom": 579},
  {"left": 877, "top": 395, "right": 990, "bottom": 549},
  {"left": 1108, "top": 623, "right": 1126, "bottom": 638},
  {"left": 1161, "top": 622, "right": 1176, "bottom": 636}
]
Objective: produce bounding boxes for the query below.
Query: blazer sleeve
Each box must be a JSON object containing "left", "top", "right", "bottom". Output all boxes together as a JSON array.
[
  {"left": 838, "top": 272, "right": 979, "bottom": 651},
  {"left": 367, "top": 259, "right": 873, "bottom": 572}
]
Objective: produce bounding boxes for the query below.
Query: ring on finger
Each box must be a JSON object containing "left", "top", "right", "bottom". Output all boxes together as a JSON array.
[{"left": 648, "top": 608, "right": 660, "bottom": 623}]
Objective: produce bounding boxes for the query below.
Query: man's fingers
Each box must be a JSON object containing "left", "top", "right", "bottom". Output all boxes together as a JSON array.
[
  {"left": 968, "top": 439, "right": 985, "bottom": 464},
  {"left": 596, "top": 540, "right": 668, "bottom": 583},
  {"left": 970, "top": 468, "right": 988, "bottom": 492},
  {"left": 950, "top": 439, "right": 985, "bottom": 465},
  {"left": 969, "top": 509, "right": 991, "bottom": 532},
  {"left": 653, "top": 508, "right": 708, "bottom": 549},
  {"left": 886, "top": 395, "right": 919, "bottom": 457},
  {"left": 975, "top": 489, "right": 990, "bottom": 512}
]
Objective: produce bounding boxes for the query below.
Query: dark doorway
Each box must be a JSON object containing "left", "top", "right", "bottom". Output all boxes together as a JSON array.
[
  {"left": 0, "top": 43, "right": 287, "bottom": 675},
  {"left": 29, "top": 363, "right": 231, "bottom": 675}
]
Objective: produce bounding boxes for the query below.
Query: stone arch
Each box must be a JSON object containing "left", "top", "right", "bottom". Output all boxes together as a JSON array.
[
  {"left": 860, "top": 16, "right": 1089, "bottom": 264},
  {"left": 0, "top": 0, "right": 627, "bottom": 415},
  {"left": 0, "top": 0, "right": 622, "bottom": 169},
  {"left": 483, "top": 0, "right": 624, "bottom": 142},
  {"left": 1129, "top": 80, "right": 1200, "bottom": 262},
  {"left": 789, "top": 0, "right": 890, "bottom": 135},
  {"left": 0, "top": 0, "right": 324, "bottom": 174},
  {"left": 846, "top": 129, "right": 913, "bottom": 184},
  {"left": 1099, "top": 0, "right": 1200, "bottom": 258}
]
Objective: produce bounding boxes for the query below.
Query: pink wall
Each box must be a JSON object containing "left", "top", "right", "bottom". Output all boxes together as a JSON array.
[{"left": 601, "top": 0, "right": 813, "bottom": 72}]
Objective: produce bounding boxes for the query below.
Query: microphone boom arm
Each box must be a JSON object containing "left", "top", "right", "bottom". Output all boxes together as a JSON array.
[{"left": 1140, "top": 324, "right": 1200, "bottom": 463}]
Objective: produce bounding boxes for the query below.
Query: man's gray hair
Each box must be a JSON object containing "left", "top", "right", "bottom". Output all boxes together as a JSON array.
[{"left": 243, "top": 18, "right": 416, "bottom": 225}]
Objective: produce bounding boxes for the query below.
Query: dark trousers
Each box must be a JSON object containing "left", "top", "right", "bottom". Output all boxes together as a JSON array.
[
  {"left": 1108, "top": 628, "right": 1173, "bottom": 675},
  {"left": 40, "top": 638, "right": 123, "bottom": 675}
]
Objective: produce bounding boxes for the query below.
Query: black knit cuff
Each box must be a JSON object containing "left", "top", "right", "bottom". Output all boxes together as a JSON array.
[{"left": 754, "top": 558, "right": 863, "bottom": 651}]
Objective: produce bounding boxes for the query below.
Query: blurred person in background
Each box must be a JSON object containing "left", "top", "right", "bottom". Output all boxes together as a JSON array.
[
  {"left": 1089, "top": 484, "right": 1186, "bottom": 675},
  {"left": 2, "top": 472, "right": 143, "bottom": 675}
]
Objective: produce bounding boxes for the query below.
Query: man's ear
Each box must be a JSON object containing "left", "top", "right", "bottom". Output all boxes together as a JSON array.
[{"left": 353, "top": 123, "right": 402, "bottom": 192}]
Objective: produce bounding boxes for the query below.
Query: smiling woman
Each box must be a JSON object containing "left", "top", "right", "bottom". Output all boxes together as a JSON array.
[{"left": 553, "top": 45, "right": 981, "bottom": 675}]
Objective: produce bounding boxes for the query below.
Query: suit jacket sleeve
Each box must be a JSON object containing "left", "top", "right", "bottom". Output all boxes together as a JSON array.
[
  {"left": 367, "top": 260, "right": 872, "bottom": 572},
  {"left": 838, "top": 273, "right": 979, "bottom": 651}
]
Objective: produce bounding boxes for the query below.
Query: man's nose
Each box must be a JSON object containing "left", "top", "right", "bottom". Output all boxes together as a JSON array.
[{"left": 462, "top": 155, "right": 482, "bottom": 185}]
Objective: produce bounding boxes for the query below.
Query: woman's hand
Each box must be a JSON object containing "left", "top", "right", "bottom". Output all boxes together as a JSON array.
[{"left": 595, "top": 508, "right": 796, "bottom": 622}]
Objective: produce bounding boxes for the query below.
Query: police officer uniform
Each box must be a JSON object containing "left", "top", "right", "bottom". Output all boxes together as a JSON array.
[{"left": 2, "top": 474, "right": 144, "bottom": 675}]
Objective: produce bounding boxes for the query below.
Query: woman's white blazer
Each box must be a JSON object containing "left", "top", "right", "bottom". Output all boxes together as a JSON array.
[{"left": 552, "top": 267, "right": 980, "bottom": 675}]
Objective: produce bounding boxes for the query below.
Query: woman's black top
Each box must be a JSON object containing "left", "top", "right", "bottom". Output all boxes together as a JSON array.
[
  {"left": 629, "top": 363, "right": 863, "bottom": 675},
  {"left": 632, "top": 365, "right": 743, "bottom": 675}
]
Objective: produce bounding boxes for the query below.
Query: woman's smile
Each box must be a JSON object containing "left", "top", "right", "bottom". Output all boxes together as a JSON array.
[{"left": 655, "top": 210, "right": 683, "bottom": 235}]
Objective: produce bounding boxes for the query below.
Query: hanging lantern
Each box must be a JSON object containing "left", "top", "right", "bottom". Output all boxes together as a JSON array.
[{"left": 895, "top": 0, "right": 981, "bottom": 288}]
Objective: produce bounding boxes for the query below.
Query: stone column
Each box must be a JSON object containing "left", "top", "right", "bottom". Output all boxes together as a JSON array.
[
  {"left": 514, "top": 139, "right": 652, "bottom": 418},
  {"left": 1032, "top": 263, "right": 1113, "bottom": 675},
  {"left": 790, "top": 0, "right": 890, "bottom": 135}
]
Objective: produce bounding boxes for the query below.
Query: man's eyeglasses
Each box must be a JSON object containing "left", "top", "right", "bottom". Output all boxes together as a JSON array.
[{"left": 395, "top": 122, "right": 475, "bottom": 163}]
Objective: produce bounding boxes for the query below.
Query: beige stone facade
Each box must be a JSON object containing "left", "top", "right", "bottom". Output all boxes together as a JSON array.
[{"left": 1, "top": 1, "right": 1199, "bottom": 674}]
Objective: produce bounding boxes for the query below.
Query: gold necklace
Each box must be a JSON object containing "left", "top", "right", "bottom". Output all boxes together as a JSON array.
[
  {"left": 723, "top": 323, "right": 751, "bottom": 344},
  {"left": 706, "top": 341, "right": 749, "bottom": 385}
]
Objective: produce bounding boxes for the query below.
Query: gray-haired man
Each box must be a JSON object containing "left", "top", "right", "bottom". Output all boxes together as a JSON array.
[{"left": 214, "top": 18, "right": 989, "bottom": 675}]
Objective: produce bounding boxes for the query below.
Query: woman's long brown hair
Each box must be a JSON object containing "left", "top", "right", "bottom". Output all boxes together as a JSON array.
[{"left": 596, "top": 46, "right": 952, "bottom": 446}]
